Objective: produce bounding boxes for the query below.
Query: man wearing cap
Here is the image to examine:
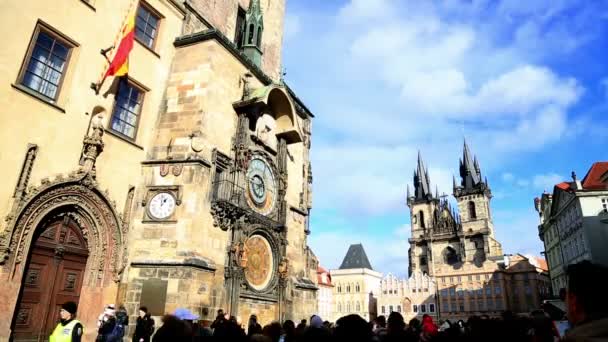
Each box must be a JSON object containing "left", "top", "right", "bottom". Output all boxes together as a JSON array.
[{"left": 49, "top": 301, "right": 84, "bottom": 342}]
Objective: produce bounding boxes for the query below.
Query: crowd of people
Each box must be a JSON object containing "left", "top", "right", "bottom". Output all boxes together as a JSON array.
[{"left": 50, "top": 260, "right": 608, "bottom": 342}]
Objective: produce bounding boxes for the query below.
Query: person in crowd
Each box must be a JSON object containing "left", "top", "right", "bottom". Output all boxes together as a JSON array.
[
  {"left": 384, "top": 311, "right": 408, "bottom": 342},
  {"left": 49, "top": 301, "right": 83, "bottom": 342},
  {"left": 152, "top": 314, "right": 192, "bottom": 342},
  {"left": 192, "top": 319, "right": 213, "bottom": 341},
  {"left": 211, "top": 309, "right": 225, "bottom": 330},
  {"left": 248, "top": 314, "right": 263, "bottom": 337},
  {"left": 420, "top": 314, "right": 438, "bottom": 342},
  {"left": 295, "top": 319, "right": 307, "bottom": 337},
  {"left": 405, "top": 317, "right": 421, "bottom": 340},
  {"left": 373, "top": 315, "right": 387, "bottom": 340},
  {"left": 562, "top": 261, "right": 608, "bottom": 341},
  {"left": 281, "top": 320, "right": 296, "bottom": 342},
  {"left": 97, "top": 304, "right": 115, "bottom": 329},
  {"left": 333, "top": 314, "right": 373, "bottom": 342},
  {"left": 261, "top": 321, "right": 282, "bottom": 342},
  {"left": 96, "top": 306, "right": 118, "bottom": 342},
  {"left": 133, "top": 306, "right": 155, "bottom": 342}
]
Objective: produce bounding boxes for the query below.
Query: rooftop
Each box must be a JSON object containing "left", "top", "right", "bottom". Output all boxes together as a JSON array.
[{"left": 339, "top": 243, "right": 373, "bottom": 270}]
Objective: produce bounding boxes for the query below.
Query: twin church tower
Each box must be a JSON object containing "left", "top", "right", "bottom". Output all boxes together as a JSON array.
[{"left": 406, "top": 140, "right": 504, "bottom": 278}]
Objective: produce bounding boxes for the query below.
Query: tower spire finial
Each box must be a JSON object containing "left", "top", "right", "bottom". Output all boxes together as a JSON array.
[{"left": 414, "top": 151, "right": 432, "bottom": 201}]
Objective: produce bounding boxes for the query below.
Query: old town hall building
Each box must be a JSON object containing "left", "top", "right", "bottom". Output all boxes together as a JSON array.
[{"left": 0, "top": 0, "right": 317, "bottom": 340}]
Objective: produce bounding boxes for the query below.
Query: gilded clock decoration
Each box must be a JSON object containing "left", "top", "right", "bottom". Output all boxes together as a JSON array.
[{"left": 243, "top": 235, "right": 273, "bottom": 291}]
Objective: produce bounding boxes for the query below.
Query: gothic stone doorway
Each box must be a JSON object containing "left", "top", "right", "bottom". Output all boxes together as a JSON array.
[{"left": 12, "top": 216, "right": 88, "bottom": 341}]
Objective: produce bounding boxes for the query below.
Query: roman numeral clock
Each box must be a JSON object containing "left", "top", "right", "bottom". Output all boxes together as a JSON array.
[{"left": 245, "top": 156, "right": 277, "bottom": 216}]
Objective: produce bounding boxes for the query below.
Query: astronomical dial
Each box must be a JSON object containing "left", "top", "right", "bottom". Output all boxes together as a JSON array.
[
  {"left": 245, "top": 157, "right": 276, "bottom": 215},
  {"left": 148, "top": 192, "right": 176, "bottom": 220}
]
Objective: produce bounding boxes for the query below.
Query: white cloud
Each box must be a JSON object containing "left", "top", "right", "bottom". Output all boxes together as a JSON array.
[
  {"left": 502, "top": 173, "right": 515, "bottom": 182},
  {"left": 532, "top": 173, "right": 564, "bottom": 190}
]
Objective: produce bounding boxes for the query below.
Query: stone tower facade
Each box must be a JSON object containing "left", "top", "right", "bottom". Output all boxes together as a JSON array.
[
  {"left": 122, "top": 0, "right": 318, "bottom": 326},
  {"left": 406, "top": 142, "right": 506, "bottom": 319}
]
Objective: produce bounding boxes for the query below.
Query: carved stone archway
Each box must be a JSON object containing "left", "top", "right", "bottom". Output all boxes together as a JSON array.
[{"left": 2, "top": 173, "right": 127, "bottom": 286}]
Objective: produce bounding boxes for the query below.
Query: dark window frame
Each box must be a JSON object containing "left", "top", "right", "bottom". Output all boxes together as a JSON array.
[
  {"left": 135, "top": 0, "right": 163, "bottom": 50},
  {"left": 109, "top": 77, "right": 147, "bottom": 141},
  {"left": 17, "top": 20, "right": 78, "bottom": 103}
]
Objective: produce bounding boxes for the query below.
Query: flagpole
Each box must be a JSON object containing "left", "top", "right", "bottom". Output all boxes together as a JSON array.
[{"left": 91, "top": 0, "right": 138, "bottom": 94}]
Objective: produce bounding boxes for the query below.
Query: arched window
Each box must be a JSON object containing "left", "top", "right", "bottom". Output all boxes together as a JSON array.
[
  {"left": 356, "top": 283, "right": 360, "bottom": 292},
  {"left": 256, "top": 27, "right": 262, "bottom": 47},
  {"left": 248, "top": 24, "right": 255, "bottom": 44},
  {"left": 419, "top": 210, "right": 425, "bottom": 228},
  {"left": 347, "top": 284, "right": 351, "bottom": 293},
  {"left": 337, "top": 284, "right": 341, "bottom": 293},
  {"left": 468, "top": 201, "right": 477, "bottom": 219},
  {"left": 356, "top": 301, "right": 360, "bottom": 311},
  {"left": 347, "top": 302, "right": 351, "bottom": 312}
]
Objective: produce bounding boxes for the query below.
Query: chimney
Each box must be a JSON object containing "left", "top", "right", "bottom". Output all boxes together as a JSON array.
[{"left": 571, "top": 171, "right": 583, "bottom": 190}]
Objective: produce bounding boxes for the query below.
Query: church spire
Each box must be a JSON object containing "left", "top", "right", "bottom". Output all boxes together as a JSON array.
[
  {"left": 241, "top": 0, "right": 264, "bottom": 68},
  {"left": 413, "top": 151, "right": 433, "bottom": 201},
  {"left": 456, "top": 138, "right": 490, "bottom": 196}
]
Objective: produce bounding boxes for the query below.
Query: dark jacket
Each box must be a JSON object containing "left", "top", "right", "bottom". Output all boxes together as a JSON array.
[
  {"left": 96, "top": 317, "right": 117, "bottom": 342},
  {"left": 133, "top": 315, "right": 155, "bottom": 342}
]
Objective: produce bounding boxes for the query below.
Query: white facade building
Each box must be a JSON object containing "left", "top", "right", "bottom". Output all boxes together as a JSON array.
[
  {"left": 317, "top": 266, "right": 334, "bottom": 321},
  {"left": 535, "top": 162, "right": 608, "bottom": 295},
  {"left": 377, "top": 271, "right": 438, "bottom": 322},
  {"left": 331, "top": 244, "right": 382, "bottom": 322}
]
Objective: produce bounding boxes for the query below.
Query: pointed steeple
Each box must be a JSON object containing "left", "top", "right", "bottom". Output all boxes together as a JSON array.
[
  {"left": 413, "top": 151, "right": 432, "bottom": 201},
  {"left": 241, "top": 0, "right": 264, "bottom": 68},
  {"left": 460, "top": 138, "right": 482, "bottom": 192}
]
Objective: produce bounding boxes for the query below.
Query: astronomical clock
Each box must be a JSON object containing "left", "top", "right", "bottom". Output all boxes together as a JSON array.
[{"left": 210, "top": 84, "right": 305, "bottom": 317}]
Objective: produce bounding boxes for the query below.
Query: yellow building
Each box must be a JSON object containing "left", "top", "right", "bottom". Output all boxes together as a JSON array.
[{"left": 0, "top": 0, "right": 317, "bottom": 340}]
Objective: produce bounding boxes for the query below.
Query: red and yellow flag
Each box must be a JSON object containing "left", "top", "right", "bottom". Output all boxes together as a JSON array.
[{"left": 103, "top": 11, "right": 135, "bottom": 81}]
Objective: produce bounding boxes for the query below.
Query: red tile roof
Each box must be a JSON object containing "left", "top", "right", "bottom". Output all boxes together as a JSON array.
[
  {"left": 533, "top": 257, "right": 548, "bottom": 272},
  {"left": 317, "top": 266, "right": 333, "bottom": 286},
  {"left": 555, "top": 182, "right": 571, "bottom": 191},
  {"left": 582, "top": 162, "right": 608, "bottom": 190}
]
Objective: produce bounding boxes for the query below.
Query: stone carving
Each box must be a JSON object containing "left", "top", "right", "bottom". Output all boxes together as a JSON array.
[
  {"left": 1, "top": 176, "right": 125, "bottom": 285},
  {"left": 172, "top": 164, "right": 183, "bottom": 176},
  {"left": 160, "top": 165, "right": 170, "bottom": 177},
  {"left": 81, "top": 114, "right": 105, "bottom": 174},
  {"left": 13, "top": 144, "right": 38, "bottom": 201},
  {"left": 234, "top": 114, "right": 251, "bottom": 171}
]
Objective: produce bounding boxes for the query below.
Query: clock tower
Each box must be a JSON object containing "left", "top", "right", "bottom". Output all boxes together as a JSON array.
[{"left": 120, "top": 0, "right": 318, "bottom": 325}]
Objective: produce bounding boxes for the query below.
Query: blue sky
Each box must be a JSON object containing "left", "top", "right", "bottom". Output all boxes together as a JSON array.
[{"left": 281, "top": 0, "right": 608, "bottom": 277}]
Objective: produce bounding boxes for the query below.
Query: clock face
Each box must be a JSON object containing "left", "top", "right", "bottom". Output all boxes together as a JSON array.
[
  {"left": 243, "top": 235, "right": 274, "bottom": 291},
  {"left": 148, "top": 192, "right": 176, "bottom": 220},
  {"left": 245, "top": 157, "right": 276, "bottom": 215}
]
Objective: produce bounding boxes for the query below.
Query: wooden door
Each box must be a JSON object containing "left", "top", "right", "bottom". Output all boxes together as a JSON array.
[{"left": 12, "top": 217, "right": 88, "bottom": 341}]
